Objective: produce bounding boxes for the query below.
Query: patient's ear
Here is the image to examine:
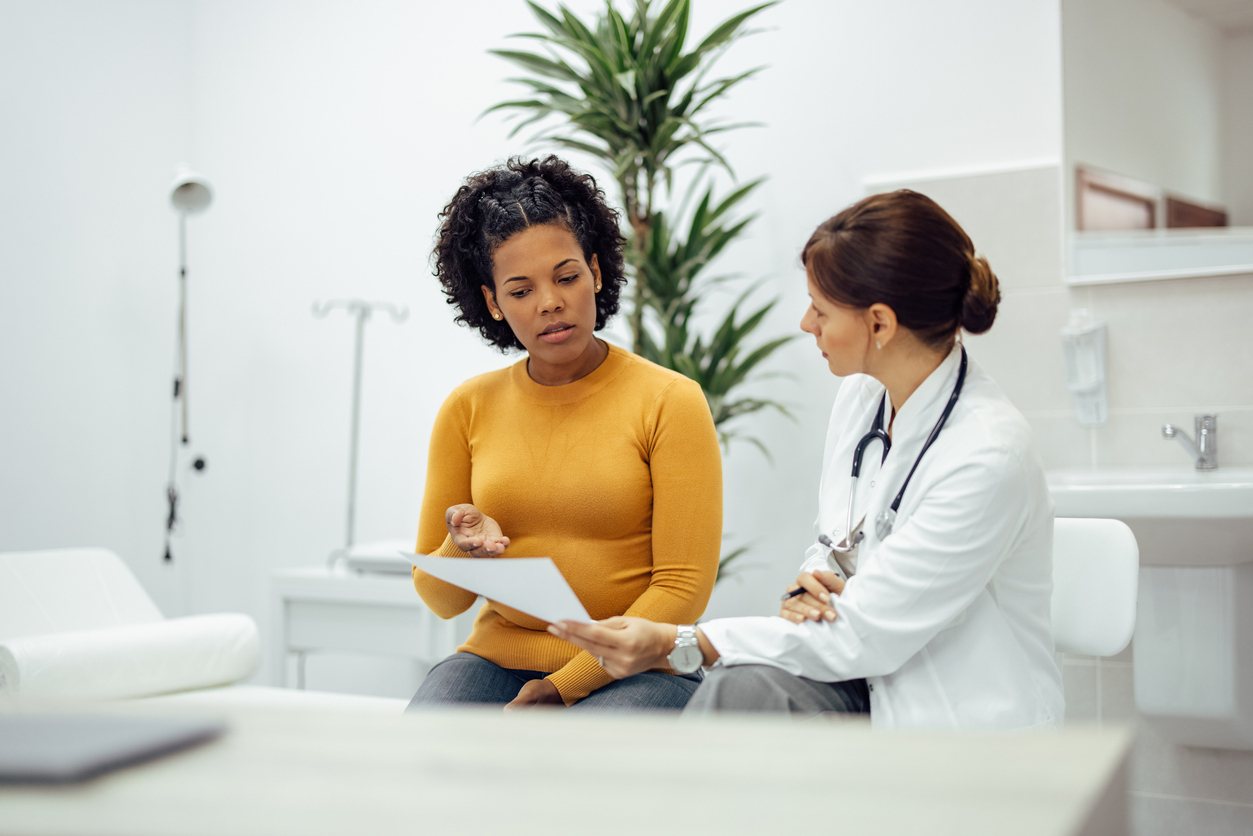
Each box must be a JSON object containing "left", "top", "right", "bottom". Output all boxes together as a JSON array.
[{"left": 481, "top": 284, "right": 502, "bottom": 322}]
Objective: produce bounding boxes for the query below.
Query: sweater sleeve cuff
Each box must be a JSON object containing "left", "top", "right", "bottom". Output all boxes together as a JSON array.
[
  {"left": 434, "top": 534, "right": 462, "bottom": 557},
  {"left": 545, "top": 652, "right": 615, "bottom": 705}
]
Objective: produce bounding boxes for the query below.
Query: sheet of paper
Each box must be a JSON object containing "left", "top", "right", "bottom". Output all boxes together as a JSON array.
[{"left": 402, "top": 554, "right": 592, "bottom": 624}]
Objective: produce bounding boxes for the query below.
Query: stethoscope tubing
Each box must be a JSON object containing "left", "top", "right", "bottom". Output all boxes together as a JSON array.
[{"left": 835, "top": 346, "right": 968, "bottom": 553}]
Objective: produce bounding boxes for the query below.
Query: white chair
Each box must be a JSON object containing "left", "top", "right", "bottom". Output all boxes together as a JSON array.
[
  {"left": 1051, "top": 518, "right": 1139, "bottom": 657},
  {"left": 0, "top": 547, "right": 405, "bottom": 711}
]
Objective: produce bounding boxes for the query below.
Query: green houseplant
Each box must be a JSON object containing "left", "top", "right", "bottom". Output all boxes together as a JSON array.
[{"left": 489, "top": 0, "right": 792, "bottom": 579}]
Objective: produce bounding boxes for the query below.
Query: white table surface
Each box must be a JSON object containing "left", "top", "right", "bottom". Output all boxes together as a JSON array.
[{"left": 0, "top": 703, "right": 1132, "bottom": 836}]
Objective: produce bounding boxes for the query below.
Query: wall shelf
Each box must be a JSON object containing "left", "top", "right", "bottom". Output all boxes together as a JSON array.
[{"left": 1067, "top": 227, "right": 1253, "bottom": 285}]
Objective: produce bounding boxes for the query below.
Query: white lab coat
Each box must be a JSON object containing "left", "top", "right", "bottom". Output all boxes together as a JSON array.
[{"left": 700, "top": 346, "right": 1064, "bottom": 730}]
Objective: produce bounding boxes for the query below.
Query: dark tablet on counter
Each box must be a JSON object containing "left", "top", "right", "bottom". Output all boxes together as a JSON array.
[{"left": 0, "top": 714, "right": 226, "bottom": 784}]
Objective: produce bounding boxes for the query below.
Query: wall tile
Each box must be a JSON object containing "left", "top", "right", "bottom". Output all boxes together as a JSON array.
[
  {"left": 1130, "top": 720, "right": 1253, "bottom": 805},
  {"left": 1088, "top": 272, "right": 1253, "bottom": 410},
  {"left": 866, "top": 167, "right": 1253, "bottom": 831},
  {"left": 965, "top": 288, "right": 1076, "bottom": 413},
  {"left": 1131, "top": 793, "right": 1253, "bottom": 836},
  {"left": 1024, "top": 411, "right": 1094, "bottom": 470},
  {"left": 1064, "top": 658, "right": 1099, "bottom": 723},
  {"left": 871, "top": 165, "right": 1065, "bottom": 291},
  {"left": 1095, "top": 408, "right": 1253, "bottom": 467},
  {"left": 1101, "top": 662, "right": 1136, "bottom": 723}
]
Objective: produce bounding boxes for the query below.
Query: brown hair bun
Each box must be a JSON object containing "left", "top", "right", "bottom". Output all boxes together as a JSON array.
[
  {"left": 802, "top": 190, "right": 1000, "bottom": 347},
  {"left": 961, "top": 253, "right": 1000, "bottom": 335}
]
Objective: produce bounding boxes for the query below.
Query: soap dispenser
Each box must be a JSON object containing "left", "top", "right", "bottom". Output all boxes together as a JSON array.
[{"left": 1061, "top": 309, "right": 1107, "bottom": 426}]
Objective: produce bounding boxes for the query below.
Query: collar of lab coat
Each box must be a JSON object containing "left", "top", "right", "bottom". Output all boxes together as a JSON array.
[{"left": 880, "top": 342, "right": 965, "bottom": 450}]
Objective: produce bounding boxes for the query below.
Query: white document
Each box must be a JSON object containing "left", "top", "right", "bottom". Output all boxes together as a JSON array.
[{"left": 403, "top": 554, "right": 592, "bottom": 625}]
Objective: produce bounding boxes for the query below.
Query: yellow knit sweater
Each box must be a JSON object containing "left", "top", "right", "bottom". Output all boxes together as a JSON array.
[{"left": 413, "top": 343, "right": 722, "bottom": 704}]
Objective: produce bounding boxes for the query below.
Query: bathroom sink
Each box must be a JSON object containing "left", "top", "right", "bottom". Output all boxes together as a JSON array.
[
  {"left": 1049, "top": 467, "right": 1253, "bottom": 748},
  {"left": 1048, "top": 467, "right": 1253, "bottom": 518},
  {"left": 1047, "top": 467, "right": 1253, "bottom": 566}
]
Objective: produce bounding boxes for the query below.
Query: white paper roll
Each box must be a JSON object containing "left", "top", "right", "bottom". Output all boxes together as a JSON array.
[{"left": 0, "top": 613, "right": 260, "bottom": 700}]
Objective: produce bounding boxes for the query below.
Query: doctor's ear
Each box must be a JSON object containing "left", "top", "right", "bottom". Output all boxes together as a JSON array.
[{"left": 866, "top": 304, "right": 898, "bottom": 349}]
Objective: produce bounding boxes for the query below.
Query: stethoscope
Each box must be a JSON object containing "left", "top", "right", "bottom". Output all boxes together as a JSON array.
[{"left": 830, "top": 346, "right": 968, "bottom": 553}]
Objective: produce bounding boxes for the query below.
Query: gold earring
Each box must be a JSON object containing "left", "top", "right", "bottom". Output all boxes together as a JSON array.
[
  {"left": 595, "top": 283, "right": 602, "bottom": 292},
  {"left": 493, "top": 312, "right": 502, "bottom": 321}
]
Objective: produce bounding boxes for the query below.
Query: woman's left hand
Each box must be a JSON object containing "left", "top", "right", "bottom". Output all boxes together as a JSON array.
[
  {"left": 548, "top": 617, "right": 674, "bottom": 680},
  {"left": 503, "top": 678, "right": 564, "bottom": 712}
]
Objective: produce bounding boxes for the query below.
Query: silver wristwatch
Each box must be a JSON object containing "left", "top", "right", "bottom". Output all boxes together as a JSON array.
[{"left": 667, "top": 624, "right": 703, "bottom": 674}]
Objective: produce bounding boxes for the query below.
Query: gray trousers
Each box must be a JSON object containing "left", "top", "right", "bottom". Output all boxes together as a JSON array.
[{"left": 683, "top": 665, "right": 870, "bottom": 718}]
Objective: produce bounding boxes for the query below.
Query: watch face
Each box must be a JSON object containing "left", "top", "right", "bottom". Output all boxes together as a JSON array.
[{"left": 668, "top": 643, "right": 703, "bottom": 673}]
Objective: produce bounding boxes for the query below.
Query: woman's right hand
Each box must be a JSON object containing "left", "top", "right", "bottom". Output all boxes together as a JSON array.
[
  {"left": 779, "top": 570, "right": 844, "bottom": 623},
  {"left": 445, "top": 504, "right": 510, "bottom": 558}
]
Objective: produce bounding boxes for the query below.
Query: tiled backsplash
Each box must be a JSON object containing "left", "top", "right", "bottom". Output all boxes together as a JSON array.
[
  {"left": 1084, "top": 272, "right": 1253, "bottom": 469},
  {"left": 872, "top": 163, "right": 1253, "bottom": 836}
]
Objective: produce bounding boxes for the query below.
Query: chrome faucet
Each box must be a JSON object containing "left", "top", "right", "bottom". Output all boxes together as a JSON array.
[{"left": 1162, "top": 414, "right": 1218, "bottom": 470}]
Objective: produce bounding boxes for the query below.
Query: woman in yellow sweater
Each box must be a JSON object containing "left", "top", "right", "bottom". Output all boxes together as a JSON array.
[{"left": 407, "top": 156, "right": 723, "bottom": 712}]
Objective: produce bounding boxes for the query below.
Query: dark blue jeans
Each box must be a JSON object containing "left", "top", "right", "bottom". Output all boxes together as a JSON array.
[{"left": 406, "top": 652, "right": 703, "bottom": 713}]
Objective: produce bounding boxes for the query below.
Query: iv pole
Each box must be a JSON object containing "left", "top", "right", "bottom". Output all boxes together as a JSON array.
[{"left": 312, "top": 299, "right": 408, "bottom": 559}]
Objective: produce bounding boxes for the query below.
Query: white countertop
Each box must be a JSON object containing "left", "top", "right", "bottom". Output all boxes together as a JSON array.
[
  {"left": 271, "top": 565, "right": 422, "bottom": 605},
  {"left": 0, "top": 703, "right": 1132, "bottom": 836}
]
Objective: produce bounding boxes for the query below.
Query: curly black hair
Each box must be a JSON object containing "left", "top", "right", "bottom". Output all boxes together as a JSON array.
[{"left": 433, "top": 156, "right": 627, "bottom": 352}]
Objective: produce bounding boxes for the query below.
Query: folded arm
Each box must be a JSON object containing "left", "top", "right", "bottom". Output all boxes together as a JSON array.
[{"left": 700, "top": 448, "right": 1031, "bottom": 682}]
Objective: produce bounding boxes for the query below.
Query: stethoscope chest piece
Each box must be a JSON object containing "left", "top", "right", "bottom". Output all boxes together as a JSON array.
[{"left": 874, "top": 508, "right": 896, "bottom": 541}]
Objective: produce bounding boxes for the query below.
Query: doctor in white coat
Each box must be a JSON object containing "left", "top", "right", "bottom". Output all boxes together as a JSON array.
[{"left": 550, "top": 190, "right": 1065, "bottom": 731}]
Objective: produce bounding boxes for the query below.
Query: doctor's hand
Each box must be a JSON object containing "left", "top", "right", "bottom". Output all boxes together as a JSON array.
[
  {"left": 503, "top": 678, "right": 564, "bottom": 712},
  {"left": 547, "top": 617, "right": 677, "bottom": 680},
  {"left": 779, "top": 571, "right": 844, "bottom": 624},
  {"left": 445, "top": 504, "right": 510, "bottom": 558}
]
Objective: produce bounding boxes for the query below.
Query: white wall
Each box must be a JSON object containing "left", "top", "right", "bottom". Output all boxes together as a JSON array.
[
  {"left": 886, "top": 5, "right": 1253, "bottom": 828},
  {"left": 1062, "top": 0, "right": 1226, "bottom": 209},
  {"left": 179, "top": 1, "right": 579, "bottom": 693},
  {"left": 876, "top": 155, "right": 1253, "bottom": 835},
  {"left": 690, "top": 0, "right": 1064, "bottom": 620},
  {"left": 9, "top": 4, "right": 1253, "bottom": 831},
  {"left": 0, "top": 0, "right": 1063, "bottom": 691},
  {"left": 0, "top": 0, "right": 194, "bottom": 612},
  {"left": 1224, "top": 29, "right": 1253, "bottom": 226}
]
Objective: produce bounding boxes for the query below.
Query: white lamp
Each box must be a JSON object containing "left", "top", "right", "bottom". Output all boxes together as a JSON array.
[
  {"left": 170, "top": 167, "right": 213, "bottom": 215},
  {"left": 164, "top": 166, "right": 213, "bottom": 563}
]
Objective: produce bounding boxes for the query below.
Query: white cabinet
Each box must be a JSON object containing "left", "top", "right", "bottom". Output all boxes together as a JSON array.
[{"left": 269, "top": 568, "right": 476, "bottom": 688}]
